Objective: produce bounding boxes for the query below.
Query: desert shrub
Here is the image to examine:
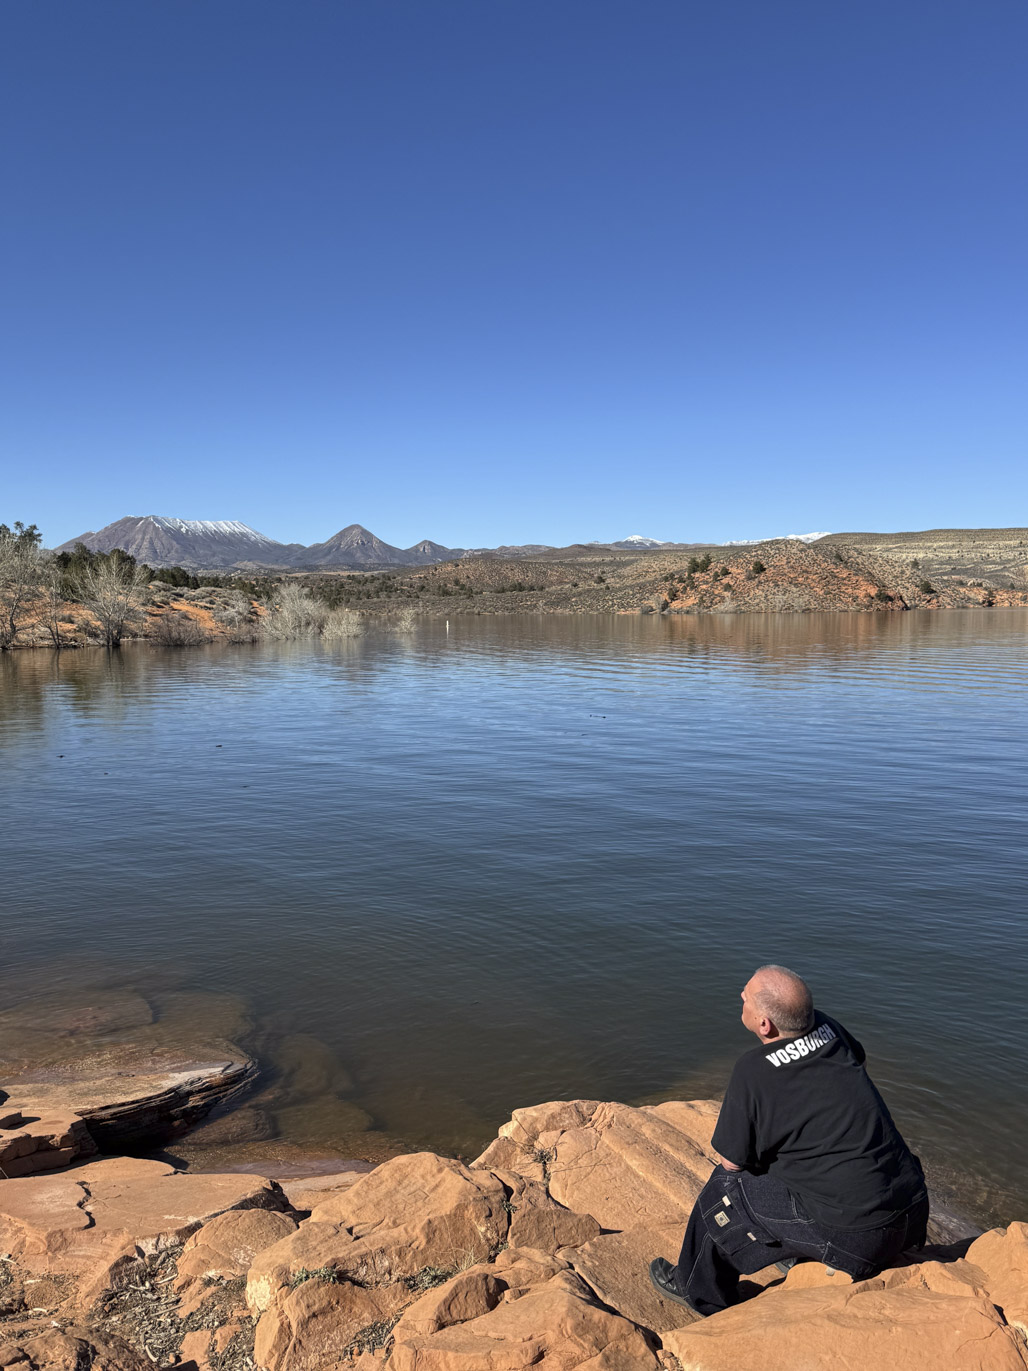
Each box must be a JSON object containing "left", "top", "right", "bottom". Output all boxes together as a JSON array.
[
  {"left": 211, "top": 592, "right": 254, "bottom": 628},
  {"left": 402, "top": 1266, "right": 454, "bottom": 1294},
  {"left": 265, "top": 583, "right": 328, "bottom": 638},
  {"left": 917, "top": 579, "right": 936, "bottom": 595},
  {"left": 290, "top": 1266, "right": 340, "bottom": 1289},
  {"left": 394, "top": 607, "right": 418, "bottom": 633},
  {"left": 322, "top": 608, "right": 364, "bottom": 640},
  {"left": 873, "top": 588, "right": 893, "bottom": 603},
  {"left": 149, "top": 612, "right": 211, "bottom": 647},
  {"left": 750, "top": 560, "right": 766, "bottom": 576}
]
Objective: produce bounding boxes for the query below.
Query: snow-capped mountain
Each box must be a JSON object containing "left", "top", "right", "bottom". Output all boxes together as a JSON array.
[
  {"left": 55, "top": 515, "right": 301, "bottom": 568},
  {"left": 723, "top": 531, "right": 831, "bottom": 547},
  {"left": 55, "top": 515, "right": 833, "bottom": 571},
  {"left": 610, "top": 534, "right": 671, "bottom": 549}
]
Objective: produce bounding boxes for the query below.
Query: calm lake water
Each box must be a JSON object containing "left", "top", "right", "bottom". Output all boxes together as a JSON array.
[{"left": 1, "top": 611, "right": 1025, "bottom": 1225}]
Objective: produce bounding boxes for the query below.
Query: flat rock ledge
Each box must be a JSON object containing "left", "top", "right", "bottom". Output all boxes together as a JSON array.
[
  {"left": 0, "top": 1097, "right": 1025, "bottom": 1371},
  {"left": 0, "top": 991, "right": 257, "bottom": 1161}
]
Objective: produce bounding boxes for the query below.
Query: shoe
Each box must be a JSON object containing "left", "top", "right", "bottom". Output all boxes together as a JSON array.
[
  {"left": 775, "top": 1258, "right": 797, "bottom": 1276},
  {"left": 648, "top": 1258, "right": 702, "bottom": 1314}
]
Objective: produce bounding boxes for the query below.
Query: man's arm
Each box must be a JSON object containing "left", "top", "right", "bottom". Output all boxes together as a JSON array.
[{"left": 717, "top": 1155, "right": 743, "bottom": 1172}]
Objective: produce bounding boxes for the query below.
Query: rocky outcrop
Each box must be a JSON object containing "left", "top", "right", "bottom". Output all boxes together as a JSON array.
[
  {"left": 0, "top": 1326, "right": 152, "bottom": 1370},
  {"left": 662, "top": 1251, "right": 1028, "bottom": 1370},
  {"left": 0, "top": 990, "right": 257, "bottom": 1152},
  {"left": 0, "top": 1106, "right": 97, "bottom": 1178},
  {"left": 0, "top": 1096, "right": 1025, "bottom": 1370}
]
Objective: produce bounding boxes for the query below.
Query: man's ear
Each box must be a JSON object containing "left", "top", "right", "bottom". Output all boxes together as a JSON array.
[{"left": 759, "top": 1016, "right": 775, "bottom": 1039}]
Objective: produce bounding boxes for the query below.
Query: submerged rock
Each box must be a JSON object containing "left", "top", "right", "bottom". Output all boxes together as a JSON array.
[{"left": 0, "top": 988, "right": 257, "bottom": 1153}]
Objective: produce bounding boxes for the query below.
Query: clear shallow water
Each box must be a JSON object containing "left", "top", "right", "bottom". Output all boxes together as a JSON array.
[{"left": 1, "top": 612, "right": 1025, "bottom": 1224}]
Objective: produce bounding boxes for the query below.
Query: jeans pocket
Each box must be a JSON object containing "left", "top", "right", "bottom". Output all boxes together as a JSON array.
[
  {"left": 789, "top": 1191, "right": 813, "bottom": 1222},
  {"left": 701, "top": 1177, "right": 780, "bottom": 1258}
]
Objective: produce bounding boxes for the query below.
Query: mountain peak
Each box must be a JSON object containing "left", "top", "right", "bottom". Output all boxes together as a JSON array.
[{"left": 55, "top": 515, "right": 288, "bottom": 568}]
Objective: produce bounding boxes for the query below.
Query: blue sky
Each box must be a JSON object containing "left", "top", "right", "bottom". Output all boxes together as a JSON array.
[{"left": 3, "top": 1, "right": 1026, "bottom": 550}]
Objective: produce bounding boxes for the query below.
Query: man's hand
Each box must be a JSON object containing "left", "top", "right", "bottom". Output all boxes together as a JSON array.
[{"left": 717, "top": 1155, "right": 743, "bottom": 1172}]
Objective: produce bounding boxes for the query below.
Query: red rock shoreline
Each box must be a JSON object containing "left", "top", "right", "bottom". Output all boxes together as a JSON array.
[{"left": 1, "top": 1093, "right": 1026, "bottom": 1371}]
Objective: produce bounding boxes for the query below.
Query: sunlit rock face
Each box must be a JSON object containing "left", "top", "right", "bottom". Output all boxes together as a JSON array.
[{"left": 0, "top": 1064, "right": 1024, "bottom": 1371}]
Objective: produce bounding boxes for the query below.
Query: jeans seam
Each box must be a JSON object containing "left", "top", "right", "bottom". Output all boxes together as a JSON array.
[{"left": 679, "top": 1231, "right": 717, "bottom": 1300}]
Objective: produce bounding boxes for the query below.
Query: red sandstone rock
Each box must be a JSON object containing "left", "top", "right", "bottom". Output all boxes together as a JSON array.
[
  {"left": 247, "top": 1153, "right": 509, "bottom": 1321},
  {"left": 0, "top": 990, "right": 256, "bottom": 1153},
  {"left": 0, "top": 1110, "right": 97, "bottom": 1179},
  {"left": 276, "top": 1167, "right": 372, "bottom": 1212},
  {"left": 566, "top": 1224, "right": 691, "bottom": 1335},
  {"left": 490, "top": 1246, "right": 571, "bottom": 1290},
  {"left": 246, "top": 1219, "right": 356, "bottom": 1315},
  {"left": 662, "top": 1281, "right": 1028, "bottom": 1371},
  {"left": 179, "top": 1327, "right": 215, "bottom": 1369},
  {"left": 1, "top": 1092, "right": 1026, "bottom": 1371},
  {"left": 313, "top": 1152, "right": 508, "bottom": 1283},
  {"left": 0, "top": 1327, "right": 150, "bottom": 1370},
  {"left": 388, "top": 1269, "right": 660, "bottom": 1370},
  {"left": 478, "top": 1099, "right": 715, "bottom": 1233},
  {"left": 175, "top": 1207, "right": 298, "bottom": 1292},
  {"left": 0, "top": 1153, "right": 285, "bottom": 1308},
  {"left": 966, "top": 1222, "right": 1028, "bottom": 1338},
  {"left": 254, "top": 1274, "right": 407, "bottom": 1371},
  {"left": 390, "top": 1268, "right": 505, "bottom": 1340},
  {"left": 505, "top": 1177, "right": 601, "bottom": 1255}
]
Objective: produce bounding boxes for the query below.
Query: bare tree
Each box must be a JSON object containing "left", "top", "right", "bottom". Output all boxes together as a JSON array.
[
  {"left": 76, "top": 556, "right": 150, "bottom": 648},
  {"left": 38, "top": 555, "right": 69, "bottom": 650},
  {"left": 0, "top": 522, "right": 42, "bottom": 650}
]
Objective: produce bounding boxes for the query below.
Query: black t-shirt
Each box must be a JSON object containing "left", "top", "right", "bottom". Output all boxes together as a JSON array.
[{"left": 711, "top": 1012, "right": 925, "bottom": 1229}]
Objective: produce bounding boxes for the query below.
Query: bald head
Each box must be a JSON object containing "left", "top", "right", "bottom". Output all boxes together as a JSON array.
[{"left": 741, "top": 965, "right": 814, "bottom": 1040}]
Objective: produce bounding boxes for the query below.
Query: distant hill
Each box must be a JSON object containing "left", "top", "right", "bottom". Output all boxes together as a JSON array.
[
  {"left": 55, "top": 516, "right": 465, "bottom": 571},
  {"left": 459, "top": 543, "right": 557, "bottom": 559},
  {"left": 57, "top": 516, "right": 1028, "bottom": 585},
  {"left": 298, "top": 524, "right": 464, "bottom": 568},
  {"left": 54, "top": 516, "right": 300, "bottom": 569},
  {"left": 407, "top": 538, "right": 466, "bottom": 564},
  {"left": 819, "top": 528, "right": 1028, "bottom": 586}
]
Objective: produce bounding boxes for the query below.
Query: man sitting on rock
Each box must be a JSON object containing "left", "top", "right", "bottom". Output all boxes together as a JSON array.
[{"left": 650, "top": 964, "right": 929, "bottom": 1317}]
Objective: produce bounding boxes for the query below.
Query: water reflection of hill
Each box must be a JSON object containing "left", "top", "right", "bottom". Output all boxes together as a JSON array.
[{"left": 2, "top": 610, "right": 1025, "bottom": 733}]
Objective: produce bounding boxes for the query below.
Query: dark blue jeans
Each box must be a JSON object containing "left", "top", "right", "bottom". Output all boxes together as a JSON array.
[{"left": 673, "top": 1165, "right": 929, "bottom": 1316}]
